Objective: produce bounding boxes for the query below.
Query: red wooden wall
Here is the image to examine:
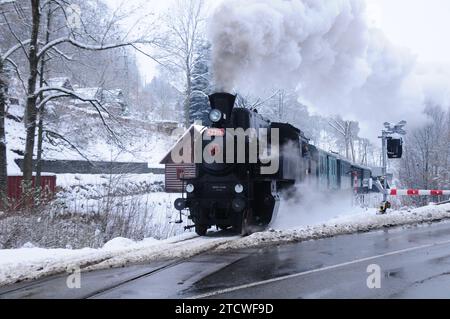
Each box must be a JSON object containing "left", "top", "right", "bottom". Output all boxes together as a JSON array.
[{"left": 7, "top": 175, "right": 56, "bottom": 201}]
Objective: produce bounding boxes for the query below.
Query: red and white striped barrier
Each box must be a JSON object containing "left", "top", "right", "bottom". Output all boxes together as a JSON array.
[{"left": 389, "top": 189, "right": 450, "bottom": 196}]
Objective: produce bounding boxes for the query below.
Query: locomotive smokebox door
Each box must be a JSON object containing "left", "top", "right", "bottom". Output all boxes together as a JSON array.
[
  {"left": 209, "top": 93, "right": 237, "bottom": 123},
  {"left": 387, "top": 138, "right": 403, "bottom": 159}
]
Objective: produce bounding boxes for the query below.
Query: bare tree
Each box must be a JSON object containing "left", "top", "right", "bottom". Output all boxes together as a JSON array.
[
  {"left": 0, "top": 0, "right": 31, "bottom": 199},
  {"left": 399, "top": 105, "right": 450, "bottom": 205},
  {"left": 1, "top": 0, "right": 158, "bottom": 197},
  {"left": 35, "top": 0, "right": 53, "bottom": 188},
  {"left": 328, "top": 117, "right": 358, "bottom": 162},
  {"left": 235, "top": 90, "right": 281, "bottom": 111},
  {"left": 146, "top": 74, "right": 181, "bottom": 121},
  {"left": 0, "top": 57, "right": 7, "bottom": 200},
  {"left": 157, "top": 0, "right": 206, "bottom": 127}
]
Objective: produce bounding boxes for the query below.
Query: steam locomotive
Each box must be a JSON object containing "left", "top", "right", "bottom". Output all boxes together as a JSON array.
[{"left": 173, "top": 93, "right": 374, "bottom": 236}]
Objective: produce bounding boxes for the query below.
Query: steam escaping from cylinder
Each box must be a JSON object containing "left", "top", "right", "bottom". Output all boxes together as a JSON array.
[{"left": 207, "top": 0, "right": 450, "bottom": 137}]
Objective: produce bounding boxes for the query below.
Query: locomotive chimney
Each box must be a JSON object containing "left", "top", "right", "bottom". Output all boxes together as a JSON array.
[{"left": 208, "top": 93, "right": 236, "bottom": 125}]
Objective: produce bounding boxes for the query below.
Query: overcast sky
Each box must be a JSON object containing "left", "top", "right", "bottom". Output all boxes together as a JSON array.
[
  {"left": 105, "top": 0, "right": 450, "bottom": 82},
  {"left": 367, "top": 0, "right": 450, "bottom": 65}
]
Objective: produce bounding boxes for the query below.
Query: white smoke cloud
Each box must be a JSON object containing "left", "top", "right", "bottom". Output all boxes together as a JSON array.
[
  {"left": 273, "top": 183, "right": 353, "bottom": 229},
  {"left": 208, "top": 0, "right": 450, "bottom": 137}
]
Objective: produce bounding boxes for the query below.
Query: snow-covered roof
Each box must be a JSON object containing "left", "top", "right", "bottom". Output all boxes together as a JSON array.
[
  {"left": 74, "top": 87, "right": 101, "bottom": 101},
  {"left": 153, "top": 120, "right": 179, "bottom": 124},
  {"left": 102, "top": 89, "right": 124, "bottom": 104},
  {"left": 73, "top": 87, "right": 125, "bottom": 104},
  {"left": 160, "top": 124, "right": 206, "bottom": 164},
  {"left": 47, "top": 77, "right": 73, "bottom": 91}
]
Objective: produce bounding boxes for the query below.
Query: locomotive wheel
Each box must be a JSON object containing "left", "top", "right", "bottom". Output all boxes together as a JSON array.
[{"left": 195, "top": 224, "right": 208, "bottom": 236}]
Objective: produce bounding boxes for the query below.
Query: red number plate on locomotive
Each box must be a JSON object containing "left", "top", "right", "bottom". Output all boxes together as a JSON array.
[{"left": 206, "top": 128, "right": 225, "bottom": 137}]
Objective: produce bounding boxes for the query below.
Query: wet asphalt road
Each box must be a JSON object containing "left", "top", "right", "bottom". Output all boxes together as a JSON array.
[{"left": 3, "top": 221, "right": 450, "bottom": 299}]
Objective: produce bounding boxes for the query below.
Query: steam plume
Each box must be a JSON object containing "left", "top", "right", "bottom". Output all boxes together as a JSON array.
[{"left": 208, "top": 0, "right": 450, "bottom": 136}]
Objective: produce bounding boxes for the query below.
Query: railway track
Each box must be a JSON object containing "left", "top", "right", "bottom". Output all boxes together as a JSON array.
[
  {"left": 0, "top": 233, "right": 240, "bottom": 299},
  {"left": 0, "top": 255, "right": 186, "bottom": 299},
  {"left": 84, "top": 259, "right": 188, "bottom": 299}
]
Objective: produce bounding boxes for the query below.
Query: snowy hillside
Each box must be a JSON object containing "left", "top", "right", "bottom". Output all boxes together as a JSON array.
[
  {"left": 2, "top": 102, "right": 186, "bottom": 250},
  {"left": 5, "top": 103, "right": 175, "bottom": 174}
]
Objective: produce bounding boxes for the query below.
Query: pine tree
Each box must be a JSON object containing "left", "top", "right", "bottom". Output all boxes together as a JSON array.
[{"left": 189, "top": 43, "right": 211, "bottom": 126}]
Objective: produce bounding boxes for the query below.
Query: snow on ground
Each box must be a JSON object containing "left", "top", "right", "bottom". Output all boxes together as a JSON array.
[
  {"left": 0, "top": 232, "right": 239, "bottom": 287},
  {"left": 217, "top": 203, "right": 450, "bottom": 251},
  {"left": 56, "top": 173, "right": 164, "bottom": 189},
  {"left": 56, "top": 179, "right": 187, "bottom": 241},
  {"left": 52, "top": 173, "right": 185, "bottom": 243},
  {"left": 1, "top": 203, "right": 450, "bottom": 287}
]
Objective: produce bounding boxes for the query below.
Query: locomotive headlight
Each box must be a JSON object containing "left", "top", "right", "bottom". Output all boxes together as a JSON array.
[
  {"left": 186, "top": 184, "right": 195, "bottom": 193},
  {"left": 209, "top": 109, "right": 222, "bottom": 123},
  {"left": 234, "top": 184, "right": 244, "bottom": 194}
]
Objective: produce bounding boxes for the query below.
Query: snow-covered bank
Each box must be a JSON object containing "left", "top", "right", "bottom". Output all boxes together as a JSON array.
[
  {"left": 217, "top": 203, "right": 450, "bottom": 251},
  {"left": 0, "top": 233, "right": 237, "bottom": 287},
  {"left": 56, "top": 173, "right": 164, "bottom": 190},
  {"left": 0, "top": 191, "right": 190, "bottom": 250},
  {"left": 1, "top": 203, "right": 450, "bottom": 287}
]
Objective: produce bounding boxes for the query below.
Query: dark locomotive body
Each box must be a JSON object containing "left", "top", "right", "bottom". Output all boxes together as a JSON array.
[{"left": 173, "top": 93, "right": 373, "bottom": 236}]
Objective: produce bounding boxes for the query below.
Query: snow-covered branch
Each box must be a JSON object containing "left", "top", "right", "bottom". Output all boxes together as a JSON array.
[
  {"left": 1, "top": 39, "right": 31, "bottom": 61},
  {"left": 130, "top": 44, "right": 164, "bottom": 67},
  {"left": 32, "top": 86, "right": 121, "bottom": 144},
  {"left": 190, "top": 89, "right": 208, "bottom": 98},
  {"left": 44, "top": 129, "right": 93, "bottom": 163},
  {"left": 0, "top": 0, "right": 15, "bottom": 6},
  {"left": 33, "top": 86, "right": 74, "bottom": 98},
  {"left": 251, "top": 90, "right": 280, "bottom": 109},
  {"left": 37, "top": 37, "right": 155, "bottom": 59},
  {"left": 36, "top": 93, "right": 69, "bottom": 110},
  {"left": 328, "top": 120, "right": 345, "bottom": 136},
  {"left": 4, "top": 57, "right": 26, "bottom": 92},
  {"left": 46, "top": 44, "right": 73, "bottom": 61}
]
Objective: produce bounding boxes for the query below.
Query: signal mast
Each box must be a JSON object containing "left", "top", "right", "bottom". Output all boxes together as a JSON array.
[{"left": 379, "top": 120, "right": 407, "bottom": 213}]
